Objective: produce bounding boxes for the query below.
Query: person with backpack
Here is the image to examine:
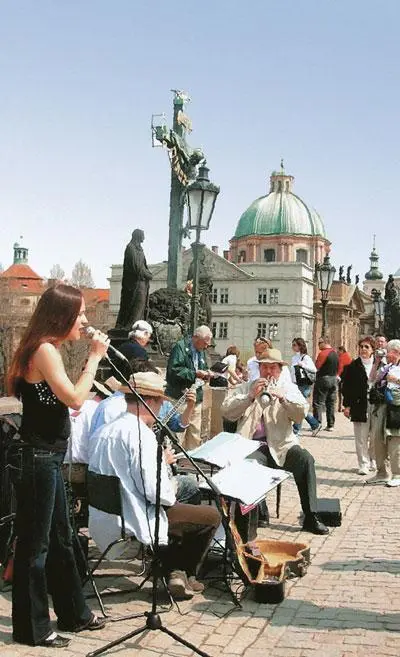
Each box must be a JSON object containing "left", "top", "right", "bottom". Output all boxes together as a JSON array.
[{"left": 291, "top": 338, "right": 320, "bottom": 436}]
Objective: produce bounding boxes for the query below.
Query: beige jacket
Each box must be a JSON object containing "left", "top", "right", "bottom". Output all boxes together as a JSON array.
[{"left": 221, "top": 378, "right": 307, "bottom": 466}]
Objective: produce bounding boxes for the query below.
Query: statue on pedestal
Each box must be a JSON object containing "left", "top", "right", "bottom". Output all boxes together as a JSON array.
[
  {"left": 338, "top": 265, "right": 345, "bottom": 282},
  {"left": 116, "top": 229, "right": 153, "bottom": 330},
  {"left": 384, "top": 274, "right": 400, "bottom": 339},
  {"left": 346, "top": 265, "right": 352, "bottom": 284}
]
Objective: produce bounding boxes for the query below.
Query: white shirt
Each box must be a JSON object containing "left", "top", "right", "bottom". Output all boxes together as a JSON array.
[
  {"left": 64, "top": 400, "right": 99, "bottom": 464},
  {"left": 88, "top": 413, "right": 176, "bottom": 551}
]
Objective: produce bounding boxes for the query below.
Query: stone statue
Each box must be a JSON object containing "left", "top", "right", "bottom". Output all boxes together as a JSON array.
[
  {"left": 116, "top": 229, "right": 153, "bottom": 330},
  {"left": 187, "top": 250, "right": 213, "bottom": 326},
  {"left": 384, "top": 275, "right": 400, "bottom": 339},
  {"left": 339, "top": 265, "right": 345, "bottom": 282},
  {"left": 346, "top": 265, "right": 352, "bottom": 284},
  {"left": 355, "top": 274, "right": 360, "bottom": 286}
]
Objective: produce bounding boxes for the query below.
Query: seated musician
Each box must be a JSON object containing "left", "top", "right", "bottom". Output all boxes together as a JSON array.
[
  {"left": 221, "top": 348, "right": 329, "bottom": 535},
  {"left": 89, "top": 359, "right": 201, "bottom": 505},
  {"left": 64, "top": 381, "right": 111, "bottom": 466},
  {"left": 88, "top": 371, "right": 220, "bottom": 599}
]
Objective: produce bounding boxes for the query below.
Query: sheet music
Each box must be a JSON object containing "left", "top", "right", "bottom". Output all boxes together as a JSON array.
[
  {"left": 199, "top": 460, "right": 291, "bottom": 506},
  {"left": 186, "top": 432, "right": 260, "bottom": 468}
]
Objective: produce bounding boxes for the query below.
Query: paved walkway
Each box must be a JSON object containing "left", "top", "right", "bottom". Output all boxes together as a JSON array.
[{"left": 0, "top": 413, "right": 399, "bottom": 656}]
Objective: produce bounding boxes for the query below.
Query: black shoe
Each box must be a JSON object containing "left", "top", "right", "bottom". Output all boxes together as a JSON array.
[
  {"left": 302, "top": 513, "right": 329, "bottom": 535},
  {"left": 323, "top": 426, "right": 334, "bottom": 432},
  {"left": 38, "top": 634, "right": 71, "bottom": 648},
  {"left": 58, "top": 613, "right": 106, "bottom": 633}
]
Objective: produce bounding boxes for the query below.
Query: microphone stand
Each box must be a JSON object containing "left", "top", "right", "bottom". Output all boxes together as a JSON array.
[{"left": 87, "top": 355, "right": 241, "bottom": 657}]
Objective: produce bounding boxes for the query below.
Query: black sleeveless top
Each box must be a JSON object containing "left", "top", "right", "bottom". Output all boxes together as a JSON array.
[{"left": 18, "top": 379, "right": 71, "bottom": 452}]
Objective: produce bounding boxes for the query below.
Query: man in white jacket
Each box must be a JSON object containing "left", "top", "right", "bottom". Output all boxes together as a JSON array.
[{"left": 221, "top": 348, "right": 328, "bottom": 535}]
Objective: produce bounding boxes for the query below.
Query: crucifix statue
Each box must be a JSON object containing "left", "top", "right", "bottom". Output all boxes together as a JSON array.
[{"left": 152, "top": 91, "right": 205, "bottom": 290}]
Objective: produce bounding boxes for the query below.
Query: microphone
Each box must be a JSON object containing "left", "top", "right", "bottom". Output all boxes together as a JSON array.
[{"left": 82, "top": 326, "right": 130, "bottom": 364}]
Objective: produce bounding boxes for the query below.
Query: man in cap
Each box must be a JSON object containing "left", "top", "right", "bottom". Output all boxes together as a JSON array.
[
  {"left": 88, "top": 371, "right": 220, "bottom": 599},
  {"left": 221, "top": 348, "right": 328, "bottom": 535}
]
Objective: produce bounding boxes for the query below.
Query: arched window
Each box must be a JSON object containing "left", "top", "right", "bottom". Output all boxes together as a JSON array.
[
  {"left": 264, "top": 249, "right": 276, "bottom": 263},
  {"left": 296, "top": 249, "right": 308, "bottom": 264},
  {"left": 285, "top": 180, "right": 290, "bottom": 191},
  {"left": 239, "top": 250, "right": 246, "bottom": 263},
  {"left": 277, "top": 181, "right": 282, "bottom": 192}
]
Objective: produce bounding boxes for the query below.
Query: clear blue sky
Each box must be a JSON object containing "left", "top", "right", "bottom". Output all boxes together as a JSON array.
[{"left": 1, "top": 0, "right": 399, "bottom": 287}]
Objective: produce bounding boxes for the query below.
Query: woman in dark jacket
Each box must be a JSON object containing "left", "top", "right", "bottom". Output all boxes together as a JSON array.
[{"left": 342, "top": 336, "right": 376, "bottom": 475}]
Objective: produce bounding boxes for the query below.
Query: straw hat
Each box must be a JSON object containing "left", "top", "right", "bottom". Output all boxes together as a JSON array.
[
  {"left": 110, "top": 371, "right": 167, "bottom": 398},
  {"left": 92, "top": 380, "right": 112, "bottom": 398},
  {"left": 256, "top": 348, "right": 288, "bottom": 366}
]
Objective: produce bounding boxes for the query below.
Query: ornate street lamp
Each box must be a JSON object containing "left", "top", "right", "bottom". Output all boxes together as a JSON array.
[
  {"left": 371, "top": 288, "right": 385, "bottom": 333},
  {"left": 316, "top": 254, "right": 336, "bottom": 336},
  {"left": 186, "top": 164, "right": 220, "bottom": 332}
]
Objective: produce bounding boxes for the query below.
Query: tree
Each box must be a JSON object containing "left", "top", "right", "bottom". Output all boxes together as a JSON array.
[
  {"left": 71, "top": 260, "right": 94, "bottom": 288},
  {"left": 49, "top": 264, "right": 65, "bottom": 281}
]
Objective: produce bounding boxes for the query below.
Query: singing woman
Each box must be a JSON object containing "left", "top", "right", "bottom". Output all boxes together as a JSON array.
[{"left": 8, "top": 284, "right": 109, "bottom": 648}]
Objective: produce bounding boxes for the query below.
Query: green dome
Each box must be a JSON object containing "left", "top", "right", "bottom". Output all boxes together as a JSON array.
[{"left": 234, "top": 191, "right": 326, "bottom": 239}]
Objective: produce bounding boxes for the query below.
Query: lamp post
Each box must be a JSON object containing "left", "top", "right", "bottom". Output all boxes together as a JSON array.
[
  {"left": 316, "top": 254, "right": 336, "bottom": 336},
  {"left": 371, "top": 288, "right": 385, "bottom": 333},
  {"left": 186, "top": 164, "right": 220, "bottom": 333}
]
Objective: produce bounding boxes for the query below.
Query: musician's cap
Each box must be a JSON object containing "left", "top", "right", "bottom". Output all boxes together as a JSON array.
[
  {"left": 92, "top": 380, "right": 112, "bottom": 398},
  {"left": 130, "top": 320, "right": 153, "bottom": 334},
  {"left": 115, "top": 371, "right": 168, "bottom": 398},
  {"left": 256, "top": 348, "right": 288, "bottom": 366}
]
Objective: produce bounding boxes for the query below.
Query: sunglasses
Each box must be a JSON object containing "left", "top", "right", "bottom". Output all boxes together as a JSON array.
[{"left": 360, "top": 344, "right": 372, "bottom": 349}]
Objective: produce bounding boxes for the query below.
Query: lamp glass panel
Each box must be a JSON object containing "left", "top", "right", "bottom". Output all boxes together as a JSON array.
[
  {"left": 187, "top": 189, "right": 203, "bottom": 229},
  {"left": 199, "top": 190, "right": 216, "bottom": 229}
]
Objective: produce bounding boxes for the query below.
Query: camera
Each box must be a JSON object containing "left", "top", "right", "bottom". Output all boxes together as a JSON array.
[{"left": 376, "top": 348, "right": 387, "bottom": 358}]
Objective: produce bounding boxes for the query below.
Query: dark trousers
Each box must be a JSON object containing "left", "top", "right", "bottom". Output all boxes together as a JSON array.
[
  {"left": 313, "top": 375, "right": 337, "bottom": 428},
  {"left": 12, "top": 448, "right": 91, "bottom": 646},
  {"left": 253, "top": 444, "right": 318, "bottom": 516},
  {"left": 161, "top": 503, "right": 220, "bottom": 576}
]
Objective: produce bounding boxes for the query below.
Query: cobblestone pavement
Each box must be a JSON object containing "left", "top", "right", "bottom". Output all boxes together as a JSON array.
[{"left": 1, "top": 412, "right": 399, "bottom": 657}]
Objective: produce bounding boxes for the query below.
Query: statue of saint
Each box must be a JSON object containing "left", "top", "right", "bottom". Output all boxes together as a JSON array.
[
  {"left": 346, "top": 265, "right": 352, "bottom": 284},
  {"left": 338, "top": 265, "right": 345, "bottom": 282},
  {"left": 187, "top": 250, "right": 213, "bottom": 326},
  {"left": 355, "top": 274, "right": 360, "bottom": 286},
  {"left": 116, "top": 229, "right": 153, "bottom": 330}
]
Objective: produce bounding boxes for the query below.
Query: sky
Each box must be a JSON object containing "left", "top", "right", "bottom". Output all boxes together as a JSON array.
[{"left": 1, "top": 0, "right": 399, "bottom": 287}]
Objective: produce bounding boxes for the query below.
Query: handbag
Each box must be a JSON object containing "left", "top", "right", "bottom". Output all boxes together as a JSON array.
[{"left": 294, "top": 356, "right": 316, "bottom": 386}]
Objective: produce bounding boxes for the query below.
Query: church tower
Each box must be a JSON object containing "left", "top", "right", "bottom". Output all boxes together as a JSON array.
[{"left": 363, "top": 236, "right": 385, "bottom": 296}]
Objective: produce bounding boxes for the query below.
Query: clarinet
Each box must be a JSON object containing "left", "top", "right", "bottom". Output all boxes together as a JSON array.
[{"left": 153, "top": 380, "right": 205, "bottom": 478}]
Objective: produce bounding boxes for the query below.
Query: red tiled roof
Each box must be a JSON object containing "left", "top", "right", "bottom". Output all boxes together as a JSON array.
[
  {"left": 0, "top": 263, "right": 44, "bottom": 294},
  {"left": 82, "top": 288, "right": 109, "bottom": 305}
]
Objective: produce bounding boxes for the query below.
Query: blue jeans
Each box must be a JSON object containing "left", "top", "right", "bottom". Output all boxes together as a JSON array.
[
  {"left": 293, "top": 385, "right": 319, "bottom": 433},
  {"left": 12, "top": 447, "right": 91, "bottom": 645}
]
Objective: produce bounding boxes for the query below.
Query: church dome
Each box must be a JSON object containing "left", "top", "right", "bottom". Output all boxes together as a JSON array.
[{"left": 234, "top": 165, "right": 326, "bottom": 239}]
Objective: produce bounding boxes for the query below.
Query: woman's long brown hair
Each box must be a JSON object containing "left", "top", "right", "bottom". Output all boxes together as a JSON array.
[{"left": 8, "top": 284, "right": 83, "bottom": 396}]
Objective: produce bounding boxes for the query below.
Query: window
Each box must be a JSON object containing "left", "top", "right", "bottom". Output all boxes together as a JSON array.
[
  {"left": 269, "top": 288, "right": 279, "bottom": 304},
  {"left": 258, "top": 288, "right": 267, "bottom": 304},
  {"left": 219, "top": 288, "right": 229, "bottom": 304},
  {"left": 264, "top": 249, "right": 276, "bottom": 262},
  {"left": 296, "top": 248, "right": 308, "bottom": 264},
  {"left": 218, "top": 322, "right": 228, "bottom": 339},
  {"left": 239, "top": 250, "right": 246, "bottom": 263},
  {"left": 257, "top": 322, "right": 267, "bottom": 338},
  {"left": 285, "top": 180, "right": 290, "bottom": 191},
  {"left": 211, "top": 322, "right": 217, "bottom": 338},
  {"left": 277, "top": 181, "right": 282, "bottom": 192},
  {"left": 211, "top": 287, "right": 229, "bottom": 304},
  {"left": 268, "top": 323, "right": 279, "bottom": 340}
]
